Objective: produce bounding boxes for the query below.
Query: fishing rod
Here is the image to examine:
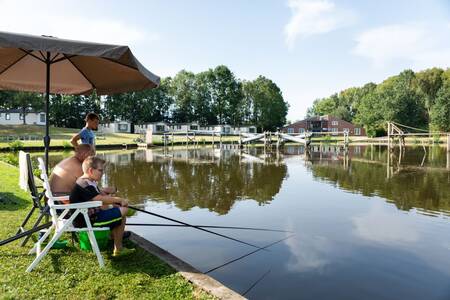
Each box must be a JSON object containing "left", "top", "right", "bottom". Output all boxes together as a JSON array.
[
  {"left": 0, "top": 222, "right": 52, "bottom": 247},
  {"left": 204, "top": 234, "right": 295, "bottom": 274},
  {"left": 126, "top": 223, "right": 292, "bottom": 233},
  {"left": 128, "top": 205, "right": 267, "bottom": 251},
  {"left": 242, "top": 269, "right": 271, "bottom": 297}
]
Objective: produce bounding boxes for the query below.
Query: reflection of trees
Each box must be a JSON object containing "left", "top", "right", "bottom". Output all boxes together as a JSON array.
[
  {"left": 103, "top": 151, "right": 287, "bottom": 215},
  {"left": 309, "top": 160, "right": 450, "bottom": 214}
]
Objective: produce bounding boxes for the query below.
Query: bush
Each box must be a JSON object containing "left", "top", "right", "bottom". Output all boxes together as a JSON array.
[
  {"left": 8, "top": 140, "right": 24, "bottom": 151},
  {"left": 0, "top": 153, "right": 19, "bottom": 166},
  {"left": 323, "top": 135, "right": 332, "bottom": 143},
  {"left": 433, "top": 134, "right": 441, "bottom": 144},
  {"left": 62, "top": 141, "right": 72, "bottom": 149}
]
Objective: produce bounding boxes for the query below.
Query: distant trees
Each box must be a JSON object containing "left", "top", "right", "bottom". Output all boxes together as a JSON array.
[
  {"left": 105, "top": 65, "right": 288, "bottom": 132},
  {"left": 1, "top": 65, "right": 289, "bottom": 132},
  {"left": 307, "top": 67, "right": 450, "bottom": 136}
]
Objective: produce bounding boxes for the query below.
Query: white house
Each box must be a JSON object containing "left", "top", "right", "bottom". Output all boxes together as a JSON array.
[
  {"left": 98, "top": 120, "right": 132, "bottom": 133},
  {"left": 0, "top": 109, "right": 46, "bottom": 125},
  {"left": 135, "top": 122, "right": 169, "bottom": 134},
  {"left": 128, "top": 121, "right": 257, "bottom": 135}
]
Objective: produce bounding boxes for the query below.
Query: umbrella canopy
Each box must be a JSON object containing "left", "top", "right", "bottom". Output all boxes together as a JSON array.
[
  {"left": 0, "top": 31, "right": 160, "bottom": 171},
  {"left": 0, "top": 31, "right": 160, "bottom": 94}
]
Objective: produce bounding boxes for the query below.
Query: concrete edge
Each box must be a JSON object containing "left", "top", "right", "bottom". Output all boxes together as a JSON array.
[{"left": 129, "top": 232, "right": 246, "bottom": 300}]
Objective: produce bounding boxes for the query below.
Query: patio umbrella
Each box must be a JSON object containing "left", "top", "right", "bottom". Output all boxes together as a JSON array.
[{"left": 0, "top": 31, "right": 160, "bottom": 172}]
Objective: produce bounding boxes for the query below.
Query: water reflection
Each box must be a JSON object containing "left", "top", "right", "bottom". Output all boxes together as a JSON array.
[
  {"left": 102, "top": 148, "right": 288, "bottom": 215},
  {"left": 298, "top": 145, "right": 450, "bottom": 216}
]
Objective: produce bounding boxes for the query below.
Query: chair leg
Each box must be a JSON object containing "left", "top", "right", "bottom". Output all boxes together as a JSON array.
[
  {"left": 82, "top": 212, "right": 104, "bottom": 268},
  {"left": 26, "top": 212, "right": 78, "bottom": 272},
  {"left": 16, "top": 206, "right": 36, "bottom": 235},
  {"left": 26, "top": 227, "right": 65, "bottom": 272},
  {"left": 21, "top": 211, "right": 46, "bottom": 247},
  {"left": 28, "top": 223, "right": 54, "bottom": 255}
]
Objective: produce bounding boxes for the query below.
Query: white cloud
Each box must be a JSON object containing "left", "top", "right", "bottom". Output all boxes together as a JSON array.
[
  {"left": 284, "top": 0, "right": 355, "bottom": 50},
  {"left": 353, "top": 23, "right": 450, "bottom": 69},
  {"left": 0, "top": 0, "right": 159, "bottom": 46},
  {"left": 283, "top": 221, "right": 330, "bottom": 272},
  {"left": 352, "top": 201, "right": 420, "bottom": 245}
]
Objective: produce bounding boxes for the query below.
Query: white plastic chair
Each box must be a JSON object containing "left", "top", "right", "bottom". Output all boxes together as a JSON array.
[{"left": 26, "top": 158, "right": 109, "bottom": 272}]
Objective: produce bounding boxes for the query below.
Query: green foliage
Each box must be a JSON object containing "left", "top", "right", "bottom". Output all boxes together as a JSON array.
[
  {"left": 307, "top": 67, "right": 450, "bottom": 136},
  {"left": 62, "top": 141, "right": 72, "bottom": 149},
  {"left": 430, "top": 72, "right": 450, "bottom": 131},
  {"left": 50, "top": 92, "right": 102, "bottom": 129},
  {"left": 242, "top": 76, "right": 289, "bottom": 131},
  {"left": 433, "top": 134, "right": 441, "bottom": 144},
  {"left": 8, "top": 140, "right": 24, "bottom": 151},
  {"left": 0, "top": 153, "right": 19, "bottom": 166}
]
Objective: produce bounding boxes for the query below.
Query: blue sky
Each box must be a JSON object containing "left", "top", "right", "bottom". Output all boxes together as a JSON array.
[{"left": 1, "top": 0, "right": 449, "bottom": 121}]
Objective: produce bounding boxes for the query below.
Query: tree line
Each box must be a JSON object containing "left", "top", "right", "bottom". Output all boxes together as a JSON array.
[
  {"left": 0, "top": 65, "right": 289, "bottom": 133},
  {"left": 307, "top": 68, "right": 450, "bottom": 136}
]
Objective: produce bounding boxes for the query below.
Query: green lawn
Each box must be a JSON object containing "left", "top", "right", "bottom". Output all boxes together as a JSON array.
[
  {"left": 0, "top": 125, "right": 140, "bottom": 149},
  {"left": 0, "top": 161, "right": 212, "bottom": 300}
]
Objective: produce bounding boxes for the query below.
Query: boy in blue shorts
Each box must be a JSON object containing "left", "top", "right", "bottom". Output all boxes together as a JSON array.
[{"left": 70, "top": 155, "right": 133, "bottom": 257}]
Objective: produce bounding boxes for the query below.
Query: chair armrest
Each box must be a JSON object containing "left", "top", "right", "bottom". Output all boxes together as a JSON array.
[
  {"left": 51, "top": 201, "right": 103, "bottom": 210},
  {"left": 53, "top": 196, "right": 70, "bottom": 202}
]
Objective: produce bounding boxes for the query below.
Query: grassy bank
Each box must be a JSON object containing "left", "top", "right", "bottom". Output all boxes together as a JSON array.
[
  {"left": 0, "top": 162, "right": 212, "bottom": 300},
  {"left": 0, "top": 125, "right": 140, "bottom": 150}
]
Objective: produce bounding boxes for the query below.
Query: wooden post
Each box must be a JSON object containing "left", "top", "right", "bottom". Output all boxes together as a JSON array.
[
  {"left": 447, "top": 134, "right": 450, "bottom": 152},
  {"left": 387, "top": 122, "right": 391, "bottom": 150}
]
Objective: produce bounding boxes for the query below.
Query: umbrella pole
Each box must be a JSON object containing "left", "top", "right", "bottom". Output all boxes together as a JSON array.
[{"left": 44, "top": 52, "right": 51, "bottom": 174}]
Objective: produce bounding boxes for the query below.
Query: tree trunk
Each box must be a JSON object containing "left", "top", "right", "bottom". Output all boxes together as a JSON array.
[{"left": 22, "top": 106, "right": 26, "bottom": 125}]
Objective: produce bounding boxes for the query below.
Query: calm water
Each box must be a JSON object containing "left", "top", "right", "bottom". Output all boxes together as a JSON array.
[{"left": 51, "top": 145, "right": 450, "bottom": 299}]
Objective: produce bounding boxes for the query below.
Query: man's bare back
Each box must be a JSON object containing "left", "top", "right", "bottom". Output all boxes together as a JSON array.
[
  {"left": 49, "top": 144, "right": 94, "bottom": 195},
  {"left": 49, "top": 156, "right": 83, "bottom": 194}
]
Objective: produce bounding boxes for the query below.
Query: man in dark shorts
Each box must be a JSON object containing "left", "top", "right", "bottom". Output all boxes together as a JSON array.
[{"left": 70, "top": 156, "right": 134, "bottom": 257}]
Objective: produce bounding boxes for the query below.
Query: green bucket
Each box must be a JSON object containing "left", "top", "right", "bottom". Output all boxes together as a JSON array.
[{"left": 79, "top": 230, "right": 110, "bottom": 251}]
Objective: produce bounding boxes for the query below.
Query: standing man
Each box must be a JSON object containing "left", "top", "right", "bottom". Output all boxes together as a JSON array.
[{"left": 71, "top": 112, "right": 99, "bottom": 148}]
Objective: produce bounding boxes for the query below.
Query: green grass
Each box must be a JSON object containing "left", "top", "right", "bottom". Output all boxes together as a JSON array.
[
  {"left": 0, "top": 161, "right": 213, "bottom": 300},
  {"left": 0, "top": 125, "right": 140, "bottom": 149}
]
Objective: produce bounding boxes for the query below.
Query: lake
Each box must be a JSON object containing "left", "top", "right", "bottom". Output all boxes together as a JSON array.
[{"left": 57, "top": 145, "right": 450, "bottom": 299}]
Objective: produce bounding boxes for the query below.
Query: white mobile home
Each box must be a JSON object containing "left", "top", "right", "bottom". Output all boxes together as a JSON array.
[
  {"left": 0, "top": 109, "right": 46, "bottom": 125},
  {"left": 98, "top": 121, "right": 132, "bottom": 133}
]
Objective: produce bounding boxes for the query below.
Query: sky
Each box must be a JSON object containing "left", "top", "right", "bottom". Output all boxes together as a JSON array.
[{"left": 0, "top": 0, "right": 449, "bottom": 121}]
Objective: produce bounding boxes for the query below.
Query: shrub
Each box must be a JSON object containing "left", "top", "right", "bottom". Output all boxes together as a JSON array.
[
  {"left": 8, "top": 140, "right": 24, "bottom": 151},
  {"left": 433, "top": 134, "right": 441, "bottom": 144},
  {"left": 62, "top": 141, "right": 72, "bottom": 149},
  {"left": 0, "top": 153, "right": 19, "bottom": 166}
]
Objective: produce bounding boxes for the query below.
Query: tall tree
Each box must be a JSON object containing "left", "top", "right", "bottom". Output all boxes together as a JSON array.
[
  {"left": 416, "top": 67, "right": 443, "bottom": 122},
  {"left": 140, "top": 77, "right": 173, "bottom": 123},
  {"left": 49, "top": 95, "right": 85, "bottom": 128},
  {"left": 83, "top": 90, "right": 101, "bottom": 116},
  {"left": 9, "top": 92, "right": 43, "bottom": 124},
  {"left": 209, "top": 66, "right": 243, "bottom": 125},
  {"left": 243, "top": 76, "right": 288, "bottom": 131},
  {"left": 193, "top": 71, "right": 216, "bottom": 125},
  {"left": 430, "top": 69, "right": 450, "bottom": 131},
  {"left": 105, "top": 92, "right": 144, "bottom": 133},
  {"left": 170, "top": 70, "right": 196, "bottom": 123}
]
